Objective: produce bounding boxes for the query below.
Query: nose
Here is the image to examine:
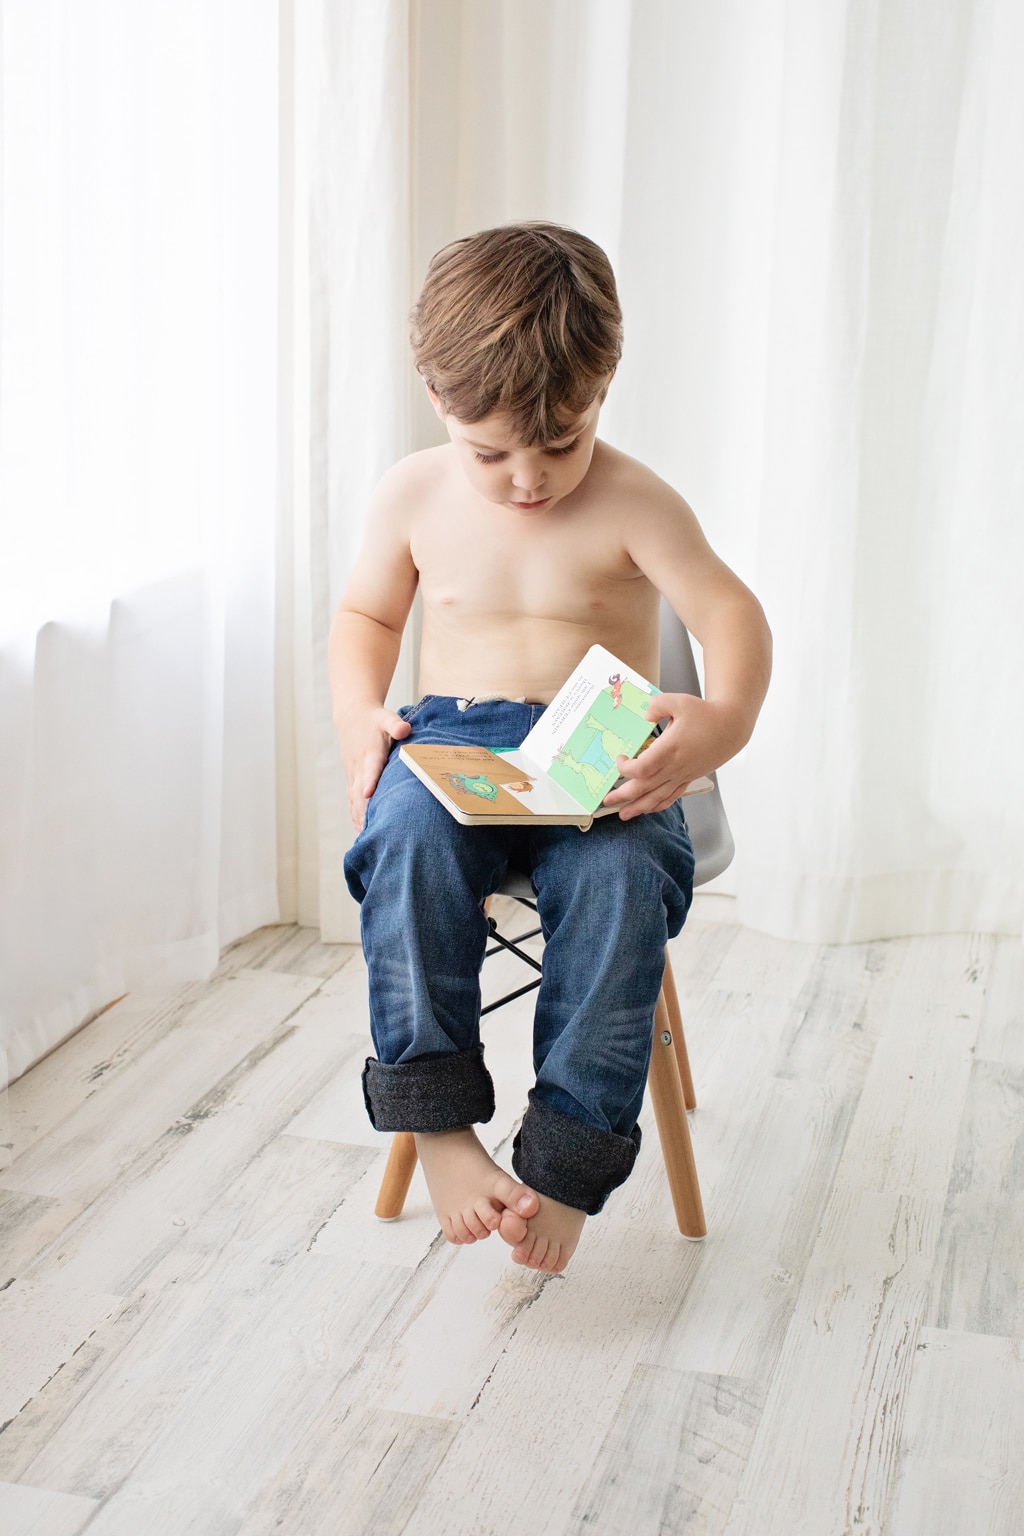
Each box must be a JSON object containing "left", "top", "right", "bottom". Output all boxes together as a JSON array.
[{"left": 511, "top": 457, "right": 545, "bottom": 493}]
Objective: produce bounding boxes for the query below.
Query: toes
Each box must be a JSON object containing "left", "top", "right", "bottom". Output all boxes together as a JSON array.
[
  {"left": 510, "top": 1234, "right": 531, "bottom": 1266},
  {"left": 541, "top": 1243, "right": 565, "bottom": 1274},
  {"left": 512, "top": 1234, "right": 547, "bottom": 1271},
  {"left": 443, "top": 1207, "right": 498, "bottom": 1244},
  {"left": 497, "top": 1208, "right": 528, "bottom": 1247},
  {"left": 494, "top": 1174, "right": 539, "bottom": 1219},
  {"left": 474, "top": 1198, "right": 503, "bottom": 1233},
  {"left": 446, "top": 1215, "right": 480, "bottom": 1245},
  {"left": 464, "top": 1207, "right": 493, "bottom": 1241}
]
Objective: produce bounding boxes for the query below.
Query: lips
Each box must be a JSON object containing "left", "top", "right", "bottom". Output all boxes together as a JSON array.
[{"left": 510, "top": 498, "right": 551, "bottom": 510}]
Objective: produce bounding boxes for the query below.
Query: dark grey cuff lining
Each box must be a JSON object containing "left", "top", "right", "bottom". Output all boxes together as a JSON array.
[
  {"left": 362, "top": 1044, "right": 495, "bottom": 1132},
  {"left": 511, "top": 1090, "right": 642, "bottom": 1215}
]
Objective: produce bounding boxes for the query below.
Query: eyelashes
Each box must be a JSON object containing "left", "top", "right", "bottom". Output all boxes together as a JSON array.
[{"left": 473, "top": 439, "right": 580, "bottom": 465}]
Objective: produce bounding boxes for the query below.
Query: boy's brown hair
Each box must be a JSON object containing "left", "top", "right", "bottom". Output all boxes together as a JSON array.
[{"left": 411, "top": 222, "right": 622, "bottom": 445}]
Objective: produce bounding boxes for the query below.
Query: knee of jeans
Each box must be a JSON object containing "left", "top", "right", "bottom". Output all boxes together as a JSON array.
[
  {"left": 367, "top": 788, "right": 444, "bottom": 873},
  {"left": 583, "top": 817, "right": 666, "bottom": 886},
  {"left": 351, "top": 774, "right": 501, "bottom": 905},
  {"left": 570, "top": 817, "right": 692, "bottom": 933}
]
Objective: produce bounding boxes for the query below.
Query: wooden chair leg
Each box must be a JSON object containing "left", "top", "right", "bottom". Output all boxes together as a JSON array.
[
  {"left": 374, "top": 1131, "right": 418, "bottom": 1220},
  {"left": 661, "top": 950, "right": 696, "bottom": 1111},
  {"left": 374, "top": 965, "right": 706, "bottom": 1235},
  {"left": 648, "top": 988, "right": 707, "bottom": 1239}
]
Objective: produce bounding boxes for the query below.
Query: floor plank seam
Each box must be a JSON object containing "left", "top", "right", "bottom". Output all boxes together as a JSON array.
[
  {"left": 0, "top": 1314, "right": 105, "bottom": 1440},
  {"left": 4, "top": 924, "right": 1021, "bottom": 1536}
]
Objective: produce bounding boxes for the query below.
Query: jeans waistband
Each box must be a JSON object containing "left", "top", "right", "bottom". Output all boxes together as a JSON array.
[{"left": 400, "top": 694, "right": 549, "bottom": 743}]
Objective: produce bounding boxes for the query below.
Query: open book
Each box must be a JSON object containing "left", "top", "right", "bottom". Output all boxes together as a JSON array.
[{"left": 399, "top": 644, "right": 713, "bottom": 827}]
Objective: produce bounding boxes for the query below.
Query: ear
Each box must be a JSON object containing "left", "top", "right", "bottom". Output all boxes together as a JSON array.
[{"left": 425, "top": 384, "right": 447, "bottom": 423}]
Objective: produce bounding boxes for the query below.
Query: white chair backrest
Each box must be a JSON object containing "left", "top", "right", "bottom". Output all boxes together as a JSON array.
[{"left": 659, "top": 602, "right": 735, "bottom": 888}]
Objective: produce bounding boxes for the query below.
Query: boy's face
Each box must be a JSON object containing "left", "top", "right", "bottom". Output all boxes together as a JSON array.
[{"left": 431, "top": 392, "right": 604, "bottom": 517}]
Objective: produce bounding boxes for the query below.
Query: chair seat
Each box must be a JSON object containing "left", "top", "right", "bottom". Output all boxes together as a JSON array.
[{"left": 499, "top": 868, "right": 536, "bottom": 902}]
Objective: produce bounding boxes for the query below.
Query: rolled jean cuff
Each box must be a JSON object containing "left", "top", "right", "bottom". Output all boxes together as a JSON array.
[
  {"left": 511, "top": 1091, "right": 642, "bottom": 1215},
  {"left": 362, "top": 1044, "right": 495, "bottom": 1132}
]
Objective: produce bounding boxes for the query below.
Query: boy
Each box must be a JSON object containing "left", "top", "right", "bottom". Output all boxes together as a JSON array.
[{"left": 331, "top": 223, "right": 770, "bottom": 1275}]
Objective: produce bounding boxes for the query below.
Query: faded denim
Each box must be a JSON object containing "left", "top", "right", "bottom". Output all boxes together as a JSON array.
[{"left": 344, "top": 696, "right": 695, "bottom": 1212}]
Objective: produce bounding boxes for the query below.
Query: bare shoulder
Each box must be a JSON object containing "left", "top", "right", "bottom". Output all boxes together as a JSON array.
[
  {"left": 589, "top": 440, "right": 707, "bottom": 542},
  {"left": 589, "top": 440, "right": 758, "bottom": 637},
  {"left": 370, "top": 443, "right": 450, "bottom": 521}
]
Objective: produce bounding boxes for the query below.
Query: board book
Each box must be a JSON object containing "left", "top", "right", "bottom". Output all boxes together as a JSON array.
[{"left": 399, "top": 644, "right": 713, "bottom": 827}]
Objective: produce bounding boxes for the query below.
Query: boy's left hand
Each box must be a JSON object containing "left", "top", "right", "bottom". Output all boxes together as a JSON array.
[{"left": 602, "top": 692, "right": 745, "bottom": 820}]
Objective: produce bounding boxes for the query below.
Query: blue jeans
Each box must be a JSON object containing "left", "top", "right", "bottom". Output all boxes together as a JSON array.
[{"left": 344, "top": 696, "right": 695, "bottom": 1213}]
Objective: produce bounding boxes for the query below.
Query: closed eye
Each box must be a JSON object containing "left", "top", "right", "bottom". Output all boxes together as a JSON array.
[{"left": 473, "top": 438, "right": 579, "bottom": 465}]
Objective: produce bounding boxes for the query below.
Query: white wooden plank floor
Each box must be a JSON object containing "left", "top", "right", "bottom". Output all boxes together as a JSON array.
[{"left": 1, "top": 897, "right": 1021, "bottom": 1536}]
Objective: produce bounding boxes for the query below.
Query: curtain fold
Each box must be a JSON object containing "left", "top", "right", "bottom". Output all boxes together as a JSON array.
[
  {"left": 279, "top": 0, "right": 419, "bottom": 942},
  {"left": 6, "top": 0, "right": 1016, "bottom": 1095},
  {"left": 293, "top": 0, "right": 1023, "bottom": 945},
  {"left": 732, "top": 0, "right": 1024, "bottom": 939},
  {"left": 0, "top": 0, "right": 280, "bottom": 1088}
]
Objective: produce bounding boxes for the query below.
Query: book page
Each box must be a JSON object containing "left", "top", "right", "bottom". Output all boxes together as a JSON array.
[
  {"left": 399, "top": 744, "right": 536, "bottom": 817},
  {"left": 399, "top": 744, "right": 592, "bottom": 821},
  {"left": 490, "top": 749, "right": 598, "bottom": 818},
  {"left": 519, "top": 645, "right": 659, "bottom": 812}
]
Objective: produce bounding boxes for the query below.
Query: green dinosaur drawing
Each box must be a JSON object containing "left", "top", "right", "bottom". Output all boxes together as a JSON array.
[
  {"left": 551, "top": 748, "right": 608, "bottom": 799},
  {"left": 440, "top": 771, "right": 499, "bottom": 803},
  {"left": 583, "top": 712, "right": 632, "bottom": 762}
]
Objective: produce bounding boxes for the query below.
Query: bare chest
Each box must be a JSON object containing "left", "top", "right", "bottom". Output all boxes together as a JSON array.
[{"left": 411, "top": 503, "right": 650, "bottom": 626}]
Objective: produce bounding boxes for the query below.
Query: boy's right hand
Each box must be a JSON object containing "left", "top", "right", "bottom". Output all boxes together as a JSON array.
[{"left": 339, "top": 706, "right": 411, "bottom": 833}]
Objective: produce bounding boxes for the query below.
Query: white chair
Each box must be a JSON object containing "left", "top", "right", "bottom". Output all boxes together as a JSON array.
[{"left": 374, "top": 605, "right": 733, "bottom": 1238}]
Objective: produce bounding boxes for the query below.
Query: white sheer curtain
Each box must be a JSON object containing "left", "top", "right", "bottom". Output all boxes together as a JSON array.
[
  {"left": 292, "top": 0, "right": 1023, "bottom": 945},
  {"left": 277, "top": 0, "right": 418, "bottom": 943},
  {"left": 0, "top": 0, "right": 280, "bottom": 1087},
  {"left": 1, "top": 0, "right": 1018, "bottom": 1093}
]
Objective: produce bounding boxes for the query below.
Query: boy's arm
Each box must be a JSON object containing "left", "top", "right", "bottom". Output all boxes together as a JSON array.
[
  {"left": 329, "top": 467, "right": 420, "bottom": 832},
  {"left": 605, "top": 484, "right": 772, "bottom": 820}
]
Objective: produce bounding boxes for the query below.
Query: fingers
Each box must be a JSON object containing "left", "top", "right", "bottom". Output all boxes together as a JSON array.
[
  {"left": 604, "top": 752, "right": 688, "bottom": 820},
  {"left": 616, "top": 782, "right": 685, "bottom": 819},
  {"left": 603, "top": 746, "right": 669, "bottom": 801},
  {"left": 349, "top": 753, "right": 382, "bottom": 829},
  {"left": 384, "top": 710, "right": 412, "bottom": 740},
  {"left": 351, "top": 722, "right": 398, "bottom": 822},
  {"left": 617, "top": 790, "right": 683, "bottom": 820},
  {"left": 340, "top": 707, "right": 410, "bottom": 833}
]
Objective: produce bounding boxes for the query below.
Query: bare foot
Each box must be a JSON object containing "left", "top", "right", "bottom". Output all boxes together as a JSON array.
[
  {"left": 414, "top": 1128, "right": 539, "bottom": 1246},
  {"left": 500, "top": 1192, "right": 587, "bottom": 1275}
]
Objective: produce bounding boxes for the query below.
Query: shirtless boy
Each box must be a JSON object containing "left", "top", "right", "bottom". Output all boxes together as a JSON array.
[{"left": 331, "top": 223, "right": 771, "bottom": 1275}]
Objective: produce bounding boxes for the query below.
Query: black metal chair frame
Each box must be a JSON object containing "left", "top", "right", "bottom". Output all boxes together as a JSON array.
[{"left": 482, "top": 896, "right": 543, "bottom": 1014}]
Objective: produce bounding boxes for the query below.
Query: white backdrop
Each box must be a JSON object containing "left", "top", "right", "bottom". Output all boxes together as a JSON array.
[
  {"left": 3, "top": 0, "right": 1021, "bottom": 1087},
  {"left": 0, "top": 0, "right": 280, "bottom": 1085},
  {"left": 289, "top": 0, "right": 1024, "bottom": 945}
]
